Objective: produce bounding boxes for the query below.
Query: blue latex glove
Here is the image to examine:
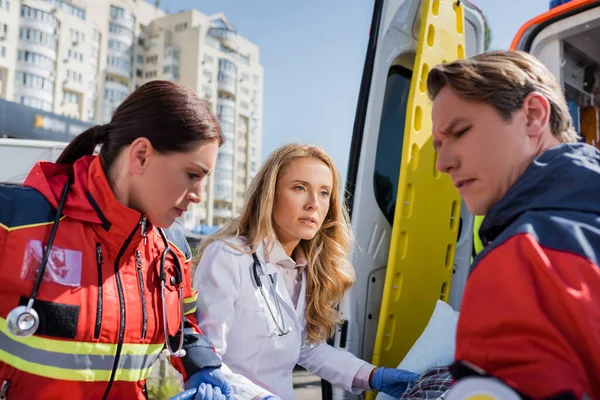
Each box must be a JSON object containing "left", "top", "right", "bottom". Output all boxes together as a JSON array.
[
  {"left": 263, "top": 396, "right": 282, "bottom": 400},
  {"left": 184, "top": 367, "right": 233, "bottom": 400},
  {"left": 370, "top": 367, "right": 420, "bottom": 397},
  {"left": 170, "top": 383, "right": 225, "bottom": 400}
]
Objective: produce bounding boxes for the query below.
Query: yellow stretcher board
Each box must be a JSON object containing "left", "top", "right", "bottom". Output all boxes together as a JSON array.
[{"left": 369, "top": 0, "right": 466, "bottom": 389}]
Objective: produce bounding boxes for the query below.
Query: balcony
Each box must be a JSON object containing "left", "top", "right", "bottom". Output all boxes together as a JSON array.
[
  {"left": 208, "top": 28, "right": 238, "bottom": 51},
  {"left": 18, "top": 40, "right": 57, "bottom": 61},
  {"left": 110, "top": 13, "right": 135, "bottom": 30},
  {"left": 106, "top": 55, "right": 132, "bottom": 81},
  {"left": 217, "top": 75, "right": 236, "bottom": 96},
  {"left": 62, "top": 77, "right": 82, "bottom": 94},
  {"left": 105, "top": 80, "right": 130, "bottom": 96}
]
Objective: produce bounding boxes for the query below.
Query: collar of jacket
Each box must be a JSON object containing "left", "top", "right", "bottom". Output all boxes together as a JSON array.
[
  {"left": 480, "top": 143, "right": 600, "bottom": 246},
  {"left": 24, "top": 155, "right": 149, "bottom": 249}
]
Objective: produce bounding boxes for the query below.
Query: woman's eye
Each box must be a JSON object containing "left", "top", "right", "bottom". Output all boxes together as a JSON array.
[
  {"left": 320, "top": 191, "right": 329, "bottom": 197},
  {"left": 187, "top": 173, "right": 200, "bottom": 181},
  {"left": 294, "top": 186, "right": 306, "bottom": 192}
]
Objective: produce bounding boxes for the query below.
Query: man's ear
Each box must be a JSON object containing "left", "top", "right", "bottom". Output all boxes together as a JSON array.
[
  {"left": 523, "top": 91, "right": 551, "bottom": 138},
  {"left": 128, "top": 137, "right": 154, "bottom": 175}
]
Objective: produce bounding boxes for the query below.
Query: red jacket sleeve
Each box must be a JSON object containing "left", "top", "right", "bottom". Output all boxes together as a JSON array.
[{"left": 455, "top": 233, "right": 600, "bottom": 399}]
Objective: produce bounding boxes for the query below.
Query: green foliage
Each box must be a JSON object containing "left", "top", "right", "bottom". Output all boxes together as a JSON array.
[
  {"left": 484, "top": 20, "right": 492, "bottom": 51},
  {"left": 147, "top": 376, "right": 183, "bottom": 400}
]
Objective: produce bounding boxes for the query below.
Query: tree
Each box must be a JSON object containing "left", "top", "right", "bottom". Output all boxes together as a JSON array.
[{"left": 484, "top": 20, "right": 492, "bottom": 51}]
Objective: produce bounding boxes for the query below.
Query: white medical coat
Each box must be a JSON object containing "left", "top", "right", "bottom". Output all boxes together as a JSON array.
[{"left": 193, "top": 239, "right": 369, "bottom": 399}]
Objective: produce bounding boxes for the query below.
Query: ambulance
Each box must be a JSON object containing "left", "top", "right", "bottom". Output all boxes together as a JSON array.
[{"left": 325, "top": 0, "right": 600, "bottom": 398}]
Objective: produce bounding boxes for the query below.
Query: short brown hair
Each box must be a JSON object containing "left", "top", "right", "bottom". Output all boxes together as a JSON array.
[{"left": 427, "top": 50, "right": 579, "bottom": 143}]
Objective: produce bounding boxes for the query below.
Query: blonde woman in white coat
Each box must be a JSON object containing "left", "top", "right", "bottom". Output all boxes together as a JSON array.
[{"left": 192, "top": 143, "right": 418, "bottom": 400}]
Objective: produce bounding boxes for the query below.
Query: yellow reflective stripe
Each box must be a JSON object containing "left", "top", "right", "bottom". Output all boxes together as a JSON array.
[
  {"left": 183, "top": 305, "right": 197, "bottom": 316},
  {"left": 0, "top": 317, "right": 163, "bottom": 355},
  {"left": 0, "top": 216, "right": 66, "bottom": 232},
  {"left": 183, "top": 291, "right": 198, "bottom": 304},
  {"left": 0, "top": 317, "right": 163, "bottom": 382},
  {"left": 183, "top": 291, "right": 198, "bottom": 315},
  {"left": 0, "top": 348, "right": 155, "bottom": 382}
]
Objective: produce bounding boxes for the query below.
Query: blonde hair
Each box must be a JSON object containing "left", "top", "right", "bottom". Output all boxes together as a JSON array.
[
  {"left": 195, "top": 143, "right": 355, "bottom": 344},
  {"left": 427, "top": 50, "right": 579, "bottom": 143}
]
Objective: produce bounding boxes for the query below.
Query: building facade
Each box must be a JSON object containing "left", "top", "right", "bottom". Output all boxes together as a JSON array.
[{"left": 0, "top": 0, "right": 264, "bottom": 229}]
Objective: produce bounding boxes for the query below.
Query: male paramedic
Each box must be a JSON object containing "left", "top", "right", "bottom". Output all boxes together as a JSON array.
[{"left": 427, "top": 50, "right": 600, "bottom": 398}]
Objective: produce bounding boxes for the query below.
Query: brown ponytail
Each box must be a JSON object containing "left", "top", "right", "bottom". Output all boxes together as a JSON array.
[
  {"left": 56, "top": 80, "right": 224, "bottom": 171},
  {"left": 56, "top": 124, "right": 109, "bottom": 165}
]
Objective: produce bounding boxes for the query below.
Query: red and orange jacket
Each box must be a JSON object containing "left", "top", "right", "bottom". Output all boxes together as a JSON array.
[
  {"left": 0, "top": 156, "right": 221, "bottom": 399},
  {"left": 454, "top": 144, "right": 600, "bottom": 399}
]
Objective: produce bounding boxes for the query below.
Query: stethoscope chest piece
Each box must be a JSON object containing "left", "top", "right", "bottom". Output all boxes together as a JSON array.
[{"left": 6, "top": 305, "right": 39, "bottom": 337}]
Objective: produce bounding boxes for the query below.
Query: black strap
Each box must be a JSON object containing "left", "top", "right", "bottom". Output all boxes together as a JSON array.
[{"left": 29, "top": 180, "right": 71, "bottom": 300}]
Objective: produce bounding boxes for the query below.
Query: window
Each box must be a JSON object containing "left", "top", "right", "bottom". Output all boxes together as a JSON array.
[
  {"left": 68, "top": 49, "right": 83, "bottom": 62},
  {"left": 217, "top": 72, "right": 234, "bottom": 86},
  {"left": 137, "top": 55, "right": 143, "bottom": 64},
  {"left": 145, "top": 55, "right": 157, "bottom": 64},
  {"left": 203, "top": 54, "right": 214, "bottom": 64},
  {"left": 108, "top": 39, "right": 130, "bottom": 53},
  {"left": 239, "top": 54, "right": 249, "bottom": 65},
  {"left": 63, "top": 91, "right": 81, "bottom": 104},
  {"left": 136, "top": 69, "right": 142, "bottom": 77},
  {"left": 19, "top": 27, "right": 57, "bottom": 50},
  {"left": 218, "top": 59, "right": 236, "bottom": 73},
  {"left": 373, "top": 66, "right": 412, "bottom": 224},
  {"left": 15, "top": 72, "right": 53, "bottom": 93},
  {"left": 20, "top": 5, "right": 58, "bottom": 27},
  {"left": 110, "top": 23, "right": 133, "bottom": 37},
  {"left": 70, "top": 29, "right": 85, "bottom": 43},
  {"left": 0, "top": 47, "right": 4, "bottom": 58},
  {"left": 204, "top": 35, "right": 218, "bottom": 48},
  {"left": 175, "top": 22, "right": 188, "bottom": 32}
]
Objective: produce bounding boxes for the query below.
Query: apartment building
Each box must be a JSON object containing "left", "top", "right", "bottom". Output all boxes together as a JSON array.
[{"left": 0, "top": 0, "right": 264, "bottom": 229}]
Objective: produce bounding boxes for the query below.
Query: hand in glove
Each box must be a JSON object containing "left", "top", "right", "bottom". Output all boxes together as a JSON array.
[
  {"left": 183, "top": 367, "right": 233, "bottom": 400},
  {"left": 370, "top": 367, "right": 420, "bottom": 397},
  {"left": 170, "top": 383, "right": 225, "bottom": 400}
]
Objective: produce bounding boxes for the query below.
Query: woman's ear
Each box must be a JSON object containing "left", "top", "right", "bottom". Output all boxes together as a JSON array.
[{"left": 128, "top": 138, "right": 154, "bottom": 175}]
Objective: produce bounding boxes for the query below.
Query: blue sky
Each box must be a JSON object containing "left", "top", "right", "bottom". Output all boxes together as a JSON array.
[{"left": 161, "top": 0, "right": 551, "bottom": 180}]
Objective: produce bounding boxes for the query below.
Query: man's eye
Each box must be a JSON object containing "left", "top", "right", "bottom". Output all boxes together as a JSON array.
[
  {"left": 187, "top": 173, "right": 200, "bottom": 181},
  {"left": 455, "top": 127, "right": 471, "bottom": 138}
]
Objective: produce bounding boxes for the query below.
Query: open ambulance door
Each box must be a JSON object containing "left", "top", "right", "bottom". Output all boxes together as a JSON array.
[
  {"left": 512, "top": 0, "right": 600, "bottom": 150},
  {"left": 322, "top": 1, "right": 485, "bottom": 399}
]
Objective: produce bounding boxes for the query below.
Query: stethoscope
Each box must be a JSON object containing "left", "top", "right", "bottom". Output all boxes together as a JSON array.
[
  {"left": 6, "top": 181, "right": 187, "bottom": 358},
  {"left": 251, "top": 253, "right": 292, "bottom": 336}
]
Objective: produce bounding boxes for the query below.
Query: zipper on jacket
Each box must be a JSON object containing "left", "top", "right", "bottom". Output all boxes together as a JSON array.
[
  {"left": 94, "top": 243, "right": 104, "bottom": 339},
  {"left": 0, "top": 379, "right": 10, "bottom": 400},
  {"left": 101, "top": 218, "right": 144, "bottom": 400},
  {"left": 140, "top": 216, "right": 148, "bottom": 245},
  {"left": 136, "top": 250, "right": 147, "bottom": 339}
]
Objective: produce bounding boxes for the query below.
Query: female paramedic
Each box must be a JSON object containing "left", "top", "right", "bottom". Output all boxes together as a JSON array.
[
  {"left": 192, "top": 143, "right": 419, "bottom": 399},
  {"left": 0, "top": 80, "right": 232, "bottom": 400}
]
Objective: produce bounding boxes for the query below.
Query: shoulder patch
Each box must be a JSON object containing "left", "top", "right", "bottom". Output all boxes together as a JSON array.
[
  {"left": 0, "top": 184, "right": 55, "bottom": 230},
  {"left": 162, "top": 221, "right": 192, "bottom": 261}
]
